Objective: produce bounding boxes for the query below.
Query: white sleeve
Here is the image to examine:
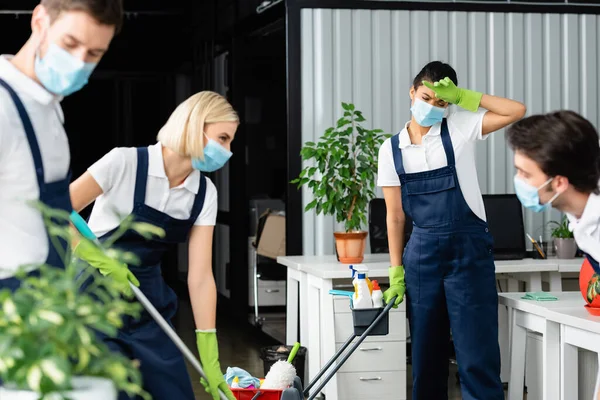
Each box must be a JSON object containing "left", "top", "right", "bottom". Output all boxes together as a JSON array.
[
  {"left": 87, "top": 148, "right": 126, "bottom": 193},
  {"left": 194, "top": 177, "right": 218, "bottom": 226},
  {"left": 448, "top": 108, "right": 488, "bottom": 142},
  {"left": 377, "top": 138, "right": 401, "bottom": 187}
]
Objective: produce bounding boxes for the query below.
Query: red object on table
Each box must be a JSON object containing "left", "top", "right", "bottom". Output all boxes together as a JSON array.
[
  {"left": 231, "top": 387, "right": 284, "bottom": 400},
  {"left": 578, "top": 258, "right": 600, "bottom": 315}
]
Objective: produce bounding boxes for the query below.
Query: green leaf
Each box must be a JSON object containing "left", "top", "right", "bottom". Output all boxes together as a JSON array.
[
  {"left": 305, "top": 199, "right": 318, "bottom": 211},
  {"left": 342, "top": 102, "right": 350, "bottom": 111}
]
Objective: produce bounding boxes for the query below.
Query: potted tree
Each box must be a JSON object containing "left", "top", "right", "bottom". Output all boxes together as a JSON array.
[
  {"left": 292, "top": 103, "right": 390, "bottom": 263},
  {"left": 0, "top": 203, "right": 160, "bottom": 400},
  {"left": 549, "top": 215, "right": 577, "bottom": 259}
]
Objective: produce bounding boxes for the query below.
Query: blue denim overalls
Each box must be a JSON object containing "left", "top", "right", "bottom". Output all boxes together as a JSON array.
[
  {"left": 0, "top": 79, "right": 72, "bottom": 292},
  {"left": 391, "top": 119, "right": 504, "bottom": 400}
]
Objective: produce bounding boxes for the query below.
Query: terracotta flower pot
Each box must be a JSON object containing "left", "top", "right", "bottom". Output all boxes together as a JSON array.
[
  {"left": 579, "top": 258, "right": 600, "bottom": 315},
  {"left": 334, "top": 231, "right": 368, "bottom": 264}
]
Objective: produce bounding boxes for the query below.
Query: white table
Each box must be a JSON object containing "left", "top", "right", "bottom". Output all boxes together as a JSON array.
[
  {"left": 500, "top": 292, "right": 600, "bottom": 400},
  {"left": 499, "top": 292, "right": 585, "bottom": 400},
  {"left": 279, "top": 254, "right": 584, "bottom": 398},
  {"left": 550, "top": 305, "right": 600, "bottom": 399}
]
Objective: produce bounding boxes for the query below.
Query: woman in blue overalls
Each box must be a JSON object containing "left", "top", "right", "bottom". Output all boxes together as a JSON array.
[
  {"left": 377, "top": 61, "right": 526, "bottom": 399},
  {"left": 70, "top": 91, "right": 238, "bottom": 400}
]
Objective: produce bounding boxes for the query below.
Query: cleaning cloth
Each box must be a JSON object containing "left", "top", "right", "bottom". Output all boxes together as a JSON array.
[
  {"left": 224, "top": 367, "right": 260, "bottom": 389},
  {"left": 521, "top": 292, "right": 558, "bottom": 301}
]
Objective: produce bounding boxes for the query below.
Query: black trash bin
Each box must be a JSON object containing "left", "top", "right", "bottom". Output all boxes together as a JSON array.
[{"left": 260, "top": 345, "right": 307, "bottom": 386}]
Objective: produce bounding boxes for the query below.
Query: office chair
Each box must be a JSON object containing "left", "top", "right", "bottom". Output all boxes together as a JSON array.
[
  {"left": 249, "top": 199, "right": 286, "bottom": 327},
  {"left": 367, "top": 199, "right": 460, "bottom": 383}
]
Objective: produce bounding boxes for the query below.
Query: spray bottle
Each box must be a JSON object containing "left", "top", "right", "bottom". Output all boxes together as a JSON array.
[{"left": 353, "top": 265, "right": 373, "bottom": 295}]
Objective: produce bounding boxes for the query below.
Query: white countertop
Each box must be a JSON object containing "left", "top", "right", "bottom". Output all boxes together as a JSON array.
[
  {"left": 277, "top": 254, "right": 585, "bottom": 279},
  {"left": 498, "top": 291, "right": 600, "bottom": 333}
]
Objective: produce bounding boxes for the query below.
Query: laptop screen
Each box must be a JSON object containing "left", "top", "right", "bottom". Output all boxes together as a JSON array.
[{"left": 482, "top": 194, "right": 526, "bottom": 259}]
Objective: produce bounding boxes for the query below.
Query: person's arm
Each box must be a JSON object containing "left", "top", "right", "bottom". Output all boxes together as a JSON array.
[
  {"left": 70, "top": 171, "right": 104, "bottom": 213},
  {"left": 424, "top": 78, "right": 526, "bottom": 135},
  {"left": 68, "top": 151, "right": 139, "bottom": 296},
  {"left": 382, "top": 186, "right": 405, "bottom": 267},
  {"left": 188, "top": 225, "right": 217, "bottom": 329},
  {"left": 480, "top": 94, "right": 527, "bottom": 136},
  {"left": 189, "top": 224, "right": 235, "bottom": 400}
]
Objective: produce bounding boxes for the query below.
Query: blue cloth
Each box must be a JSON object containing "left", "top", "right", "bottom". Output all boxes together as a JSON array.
[
  {"left": 81, "top": 147, "right": 207, "bottom": 400},
  {"left": 224, "top": 367, "right": 260, "bottom": 389},
  {"left": 0, "top": 79, "right": 72, "bottom": 292},
  {"left": 391, "top": 119, "right": 504, "bottom": 400}
]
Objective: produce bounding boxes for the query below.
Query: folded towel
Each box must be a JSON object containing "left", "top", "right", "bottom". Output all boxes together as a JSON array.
[{"left": 521, "top": 292, "right": 558, "bottom": 301}]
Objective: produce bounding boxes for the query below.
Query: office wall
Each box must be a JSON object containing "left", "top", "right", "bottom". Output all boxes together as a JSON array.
[{"left": 301, "top": 8, "right": 600, "bottom": 255}]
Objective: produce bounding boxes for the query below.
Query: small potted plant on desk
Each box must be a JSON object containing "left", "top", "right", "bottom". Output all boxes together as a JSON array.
[
  {"left": 549, "top": 215, "right": 577, "bottom": 259},
  {"left": 0, "top": 203, "right": 158, "bottom": 400},
  {"left": 292, "top": 102, "right": 390, "bottom": 263}
]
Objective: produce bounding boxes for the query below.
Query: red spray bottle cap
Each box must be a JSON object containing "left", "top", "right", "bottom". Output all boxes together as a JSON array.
[{"left": 372, "top": 280, "right": 380, "bottom": 290}]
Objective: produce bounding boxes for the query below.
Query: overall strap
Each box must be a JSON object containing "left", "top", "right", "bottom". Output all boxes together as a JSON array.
[
  {"left": 0, "top": 78, "right": 44, "bottom": 190},
  {"left": 440, "top": 118, "right": 456, "bottom": 167},
  {"left": 134, "top": 147, "right": 149, "bottom": 204},
  {"left": 390, "top": 133, "right": 405, "bottom": 176},
  {"left": 189, "top": 174, "right": 207, "bottom": 223}
]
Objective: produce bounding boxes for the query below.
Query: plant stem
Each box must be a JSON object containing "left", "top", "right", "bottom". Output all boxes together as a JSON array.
[
  {"left": 348, "top": 111, "right": 358, "bottom": 224},
  {"left": 347, "top": 195, "right": 357, "bottom": 225}
]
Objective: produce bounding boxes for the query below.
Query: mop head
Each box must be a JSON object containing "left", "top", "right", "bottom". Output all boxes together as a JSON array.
[{"left": 260, "top": 360, "right": 296, "bottom": 390}]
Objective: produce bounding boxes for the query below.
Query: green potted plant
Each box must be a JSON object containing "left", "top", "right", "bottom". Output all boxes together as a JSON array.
[
  {"left": 292, "top": 102, "right": 390, "bottom": 263},
  {"left": 549, "top": 215, "right": 577, "bottom": 259},
  {"left": 0, "top": 203, "right": 162, "bottom": 400}
]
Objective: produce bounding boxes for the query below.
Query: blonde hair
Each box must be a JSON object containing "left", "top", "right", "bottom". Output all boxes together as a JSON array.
[{"left": 157, "top": 91, "right": 239, "bottom": 159}]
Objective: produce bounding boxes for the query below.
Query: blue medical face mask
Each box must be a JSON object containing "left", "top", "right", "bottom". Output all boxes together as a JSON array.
[
  {"left": 34, "top": 42, "right": 97, "bottom": 96},
  {"left": 191, "top": 136, "right": 233, "bottom": 172},
  {"left": 410, "top": 98, "right": 446, "bottom": 127},
  {"left": 514, "top": 176, "right": 561, "bottom": 212}
]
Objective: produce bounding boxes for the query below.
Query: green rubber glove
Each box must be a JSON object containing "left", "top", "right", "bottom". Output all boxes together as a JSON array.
[
  {"left": 73, "top": 238, "right": 139, "bottom": 297},
  {"left": 383, "top": 266, "right": 406, "bottom": 308},
  {"left": 422, "top": 77, "right": 483, "bottom": 112},
  {"left": 196, "top": 330, "right": 236, "bottom": 400}
]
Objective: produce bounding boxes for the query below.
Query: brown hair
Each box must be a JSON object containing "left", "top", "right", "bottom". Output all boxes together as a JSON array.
[
  {"left": 507, "top": 110, "right": 600, "bottom": 194},
  {"left": 41, "top": 0, "right": 124, "bottom": 33}
]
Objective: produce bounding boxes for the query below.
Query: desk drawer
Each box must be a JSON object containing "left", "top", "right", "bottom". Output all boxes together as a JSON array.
[
  {"left": 337, "top": 371, "right": 407, "bottom": 400},
  {"left": 334, "top": 311, "right": 406, "bottom": 342},
  {"left": 333, "top": 297, "right": 405, "bottom": 313},
  {"left": 335, "top": 341, "right": 406, "bottom": 372},
  {"left": 248, "top": 281, "right": 286, "bottom": 306}
]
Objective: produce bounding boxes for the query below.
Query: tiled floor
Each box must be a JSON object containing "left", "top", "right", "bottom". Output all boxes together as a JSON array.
[{"left": 173, "top": 299, "right": 516, "bottom": 400}]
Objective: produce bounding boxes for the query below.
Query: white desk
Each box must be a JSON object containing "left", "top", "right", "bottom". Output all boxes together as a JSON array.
[
  {"left": 500, "top": 292, "right": 600, "bottom": 400},
  {"left": 499, "top": 292, "right": 584, "bottom": 400},
  {"left": 550, "top": 306, "right": 600, "bottom": 400},
  {"left": 279, "top": 255, "right": 583, "bottom": 399}
]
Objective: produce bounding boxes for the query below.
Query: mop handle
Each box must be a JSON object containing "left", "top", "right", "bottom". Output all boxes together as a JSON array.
[{"left": 70, "top": 211, "right": 229, "bottom": 400}]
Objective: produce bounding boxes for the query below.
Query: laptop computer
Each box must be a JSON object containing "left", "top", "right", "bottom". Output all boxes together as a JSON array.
[{"left": 482, "top": 194, "right": 527, "bottom": 260}]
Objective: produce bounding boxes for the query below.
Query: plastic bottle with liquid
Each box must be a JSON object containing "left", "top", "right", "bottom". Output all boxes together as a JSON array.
[
  {"left": 353, "top": 273, "right": 373, "bottom": 309},
  {"left": 353, "top": 265, "right": 373, "bottom": 295},
  {"left": 371, "top": 280, "right": 383, "bottom": 308}
]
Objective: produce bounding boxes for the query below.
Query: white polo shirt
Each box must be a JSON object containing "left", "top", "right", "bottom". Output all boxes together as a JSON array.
[
  {"left": 87, "top": 142, "right": 218, "bottom": 238},
  {"left": 377, "top": 108, "right": 489, "bottom": 221},
  {"left": 0, "top": 55, "right": 70, "bottom": 278},
  {"left": 566, "top": 184, "right": 600, "bottom": 263}
]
